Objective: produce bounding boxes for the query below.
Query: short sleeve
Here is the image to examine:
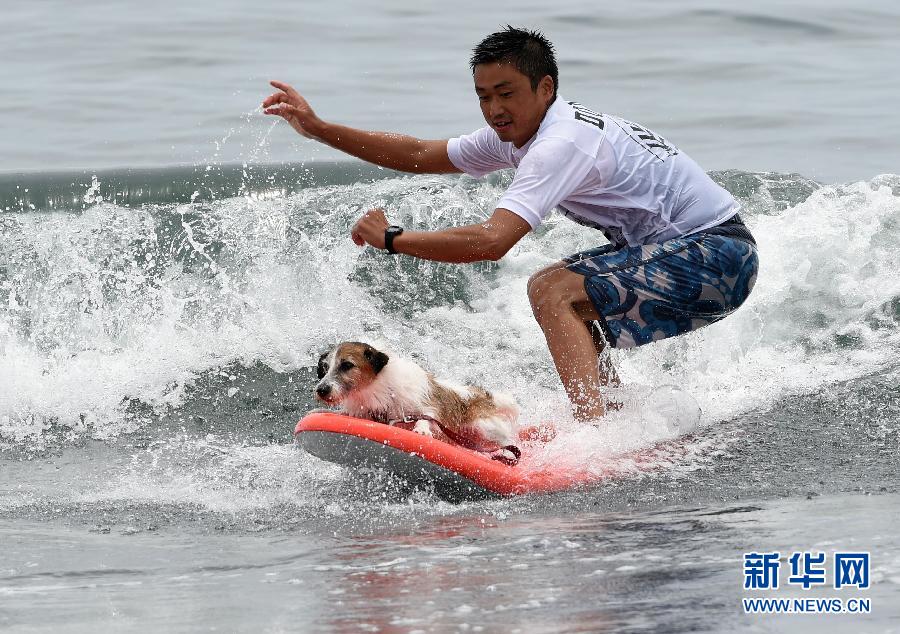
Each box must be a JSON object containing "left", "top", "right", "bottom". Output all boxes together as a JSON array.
[
  {"left": 447, "top": 127, "right": 515, "bottom": 178},
  {"left": 496, "top": 137, "right": 598, "bottom": 229}
]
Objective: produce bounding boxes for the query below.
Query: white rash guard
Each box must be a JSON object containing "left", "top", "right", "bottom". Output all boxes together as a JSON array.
[{"left": 447, "top": 97, "right": 739, "bottom": 247}]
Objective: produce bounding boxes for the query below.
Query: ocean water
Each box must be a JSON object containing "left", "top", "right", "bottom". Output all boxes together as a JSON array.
[
  {"left": 2, "top": 1, "right": 900, "bottom": 633},
  {"left": 3, "top": 0, "right": 899, "bottom": 182}
]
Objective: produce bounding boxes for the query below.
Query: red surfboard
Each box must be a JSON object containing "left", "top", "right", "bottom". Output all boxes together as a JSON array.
[{"left": 294, "top": 412, "right": 610, "bottom": 500}]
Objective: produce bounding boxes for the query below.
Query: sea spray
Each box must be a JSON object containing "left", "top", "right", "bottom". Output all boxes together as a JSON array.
[{"left": 1, "top": 170, "right": 898, "bottom": 467}]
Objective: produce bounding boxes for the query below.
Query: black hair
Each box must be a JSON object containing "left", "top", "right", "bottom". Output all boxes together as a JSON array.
[{"left": 469, "top": 26, "right": 558, "bottom": 98}]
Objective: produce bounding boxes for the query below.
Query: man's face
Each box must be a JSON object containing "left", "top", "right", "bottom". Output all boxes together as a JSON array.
[{"left": 473, "top": 62, "right": 554, "bottom": 148}]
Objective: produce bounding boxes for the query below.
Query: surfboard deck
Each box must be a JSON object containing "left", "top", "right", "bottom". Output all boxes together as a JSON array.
[{"left": 294, "top": 412, "right": 606, "bottom": 500}]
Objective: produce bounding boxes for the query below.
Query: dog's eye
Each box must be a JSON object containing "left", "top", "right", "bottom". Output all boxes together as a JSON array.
[
  {"left": 316, "top": 353, "right": 329, "bottom": 379},
  {"left": 338, "top": 360, "right": 354, "bottom": 372}
]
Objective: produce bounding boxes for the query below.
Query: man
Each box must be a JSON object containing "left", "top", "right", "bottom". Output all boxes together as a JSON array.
[{"left": 262, "top": 27, "right": 758, "bottom": 423}]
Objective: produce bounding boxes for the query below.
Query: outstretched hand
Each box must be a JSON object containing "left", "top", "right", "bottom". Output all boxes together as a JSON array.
[
  {"left": 262, "top": 80, "right": 321, "bottom": 139},
  {"left": 351, "top": 208, "right": 390, "bottom": 249}
]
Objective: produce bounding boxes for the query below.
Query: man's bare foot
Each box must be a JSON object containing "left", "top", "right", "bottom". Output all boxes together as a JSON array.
[{"left": 519, "top": 423, "right": 557, "bottom": 443}]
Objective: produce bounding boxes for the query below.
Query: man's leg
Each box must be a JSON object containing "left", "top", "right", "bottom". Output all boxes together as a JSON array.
[
  {"left": 528, "top": 261, "right": 613, "bottom": 357},
  {"left": 527, "top": 262, "right": 618, "bottom": 421}
]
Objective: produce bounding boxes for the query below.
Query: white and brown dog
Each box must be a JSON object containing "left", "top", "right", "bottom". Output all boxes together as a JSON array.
[{"left": 315, "top": 341, "right": 521, "bottom": 464}]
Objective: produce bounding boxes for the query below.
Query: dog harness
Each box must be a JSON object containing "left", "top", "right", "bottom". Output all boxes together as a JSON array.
[{"left": 386, "top": 414, "right": 521, "bottom": 466}]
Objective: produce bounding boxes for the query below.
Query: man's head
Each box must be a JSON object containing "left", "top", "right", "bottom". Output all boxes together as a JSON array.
[{"left": 470, "top": 26, "right": 558, "bottom": 148}]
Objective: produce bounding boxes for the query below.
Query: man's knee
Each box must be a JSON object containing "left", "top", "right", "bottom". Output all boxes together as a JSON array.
[
  {"left": 526, "top": 262, "right": 565, "bottom": 300},
  {"left": 527, "top": 266, "right": 586, "bottom": 319},
  {"left": 527, "top": 266, "right": 559, "bottom": 312}
]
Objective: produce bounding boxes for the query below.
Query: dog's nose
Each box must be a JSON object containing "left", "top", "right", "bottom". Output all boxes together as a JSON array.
[{"left": 316, "top": 383, "right": 331, "bottom": 398}]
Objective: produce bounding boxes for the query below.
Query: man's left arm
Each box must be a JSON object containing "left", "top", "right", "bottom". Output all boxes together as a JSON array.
[
  {"left": 350, "top": 207, "right": 531, "bottom": 263},
  {"left": 350, "top": 137, "right": 595, "bottom": 263}
]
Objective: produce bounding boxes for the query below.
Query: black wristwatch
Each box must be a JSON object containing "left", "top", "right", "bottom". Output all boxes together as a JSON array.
[{"left": 384, "top": 225, "right": 404, "bottom": 254}]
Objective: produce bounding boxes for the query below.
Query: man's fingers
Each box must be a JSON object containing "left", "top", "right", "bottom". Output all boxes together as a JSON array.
[
  {"left": 262, "top": 107, "right": 289, "bottom": 118},
  {"left": 350, "top": 224, "right": 366, "bottom": 246},
  {"left": 269, "top": 80, "right": 299, "bottom": 98},
  {"left": 263, "top": 104, "right": 296, "bottom": 117},
  {"left": 262, "top": 103, "right": 289, "bottom": 114},
  {"left": 261, "top": 92, "right": 288, "bottom": 108}
]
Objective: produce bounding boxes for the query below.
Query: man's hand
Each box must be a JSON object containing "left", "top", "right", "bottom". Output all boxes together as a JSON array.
[
  {"left": 348, "top": 207, "right": 530, "bottom": 262},
  {"left": 262, "top": 81, "right": 459, "bottom": 174},
  {"left": 351, "top": 208, "right": 391, "bottom": 249},
  {"left": 262, "top": 80, "right": 322, "bottom": 139}
]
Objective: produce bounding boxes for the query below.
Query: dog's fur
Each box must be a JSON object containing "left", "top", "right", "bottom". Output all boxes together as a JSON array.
[{"left": 315, "top": 341, "right": 519, "bottom": 456}]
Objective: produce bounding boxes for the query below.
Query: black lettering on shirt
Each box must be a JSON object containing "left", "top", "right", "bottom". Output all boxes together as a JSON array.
[
  {"left": 611, "top": 116, "right": 679, "bottom": 160},
  {"left": 569, "top": 101, "right": 677, "bottom": 160},
  {"left": 569, "top": 101, "right": 605, "bottom": 130}
]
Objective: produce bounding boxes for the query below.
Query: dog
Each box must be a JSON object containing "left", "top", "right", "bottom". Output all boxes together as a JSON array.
[{"left": 314, "top": 341, "right": 521, "bottom": 464}]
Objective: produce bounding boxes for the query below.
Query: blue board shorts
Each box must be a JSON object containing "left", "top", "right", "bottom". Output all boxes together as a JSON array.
[{"left": 564, "top": 219, "right": 759, "bottom": 349}]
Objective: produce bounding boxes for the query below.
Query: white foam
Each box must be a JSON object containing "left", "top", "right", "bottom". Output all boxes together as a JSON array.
[
  {"left": 2, "top": 174, "right": 898, "bottom": 468},
  {"left": 75, "top": 437, "right": 342, "bottom": 513}
]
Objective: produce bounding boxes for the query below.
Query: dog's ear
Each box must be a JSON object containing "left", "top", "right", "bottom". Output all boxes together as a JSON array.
[
  {"left": 364, "top": 347, "right": 389, "bottom": 374},
  {"left": 316, "top": 352, "right": 329, "bottom": 379}
]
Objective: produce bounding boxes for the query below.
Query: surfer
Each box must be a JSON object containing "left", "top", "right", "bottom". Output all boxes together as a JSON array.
[{"left": 263, "top": 26, "right": 758, "bottom": 422}]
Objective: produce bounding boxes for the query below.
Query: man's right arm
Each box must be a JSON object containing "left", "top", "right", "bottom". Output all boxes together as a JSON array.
[
  {"left": 263, "top": 80, "right": 460, "bottom": 175},
  {"left": 314, "top": 124, "right": 460, "bottom": 174}
]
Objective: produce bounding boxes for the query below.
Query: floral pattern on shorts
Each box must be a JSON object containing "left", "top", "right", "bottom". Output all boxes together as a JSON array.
[{"left": 564, "top": 234, "right": 759, "bottom": 349}]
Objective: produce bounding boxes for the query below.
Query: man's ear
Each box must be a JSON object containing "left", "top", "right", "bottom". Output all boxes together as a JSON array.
[
  {"left": 316, "top": 352, "right": 329, "bottom": 379},
  {"left": 364, "top": 346, "right": 389, "bottom": 374},
  {"left": 539, "top": 74, "right": 554, "bottom": 101}
]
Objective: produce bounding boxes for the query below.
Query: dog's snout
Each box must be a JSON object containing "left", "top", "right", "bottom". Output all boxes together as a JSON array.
[{"left": 316, "top": 383, "right": 332, "bottom": 398}]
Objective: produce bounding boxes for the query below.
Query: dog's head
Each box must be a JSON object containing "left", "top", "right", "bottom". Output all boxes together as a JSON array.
[{"left": 314, "top": 341, "right": 389, "bottom": 405}]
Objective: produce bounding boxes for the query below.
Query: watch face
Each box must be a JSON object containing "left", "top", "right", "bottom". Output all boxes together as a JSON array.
[{"left": 385, "top": 226, "right": 403, "bottom": 253}]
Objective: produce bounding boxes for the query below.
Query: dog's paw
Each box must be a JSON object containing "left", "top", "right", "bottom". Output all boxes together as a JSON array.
[
  {"left": 412, "top": 419, "right": 434, "bottom": 437},
  {"left": 490, "top": 445, "right": 521, "bottom": 466}
]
